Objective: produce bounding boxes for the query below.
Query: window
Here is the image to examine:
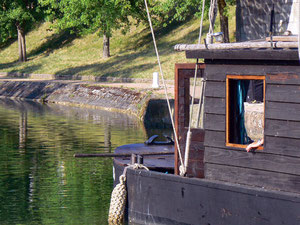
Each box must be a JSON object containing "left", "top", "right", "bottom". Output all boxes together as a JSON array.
[{"left": 226, "top": 75, "right": 265, "bottom": 149}]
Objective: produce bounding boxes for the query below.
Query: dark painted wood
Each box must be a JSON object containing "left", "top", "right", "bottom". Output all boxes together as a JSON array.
[
  {"left": 204, "top": 130, "right": 226, "bottom": 148},
  {"left": 264, "top": 135, "right": 300, "bottom": 158},
  {"left": 205, "top": 81, "right": 225, "bottom": 98},
  {"left": 74, "top": 151, "right": 173, "bottom": 158},
  {"left": 113, "top": 162, "right": 300, "bottom": 225},
  {"left": 265, "top": 119, "right": 300, "bottom": 139},
  {"left": 203, "top": 61, "right": 300, "bottom": 193},
  {"left": 267, "top": 73, "right": 300, "bottom": 85},
  {"left": 266, "top": 84, "right": 300, "bottom": 104},
  {"left": 204, "top": 113, "right": 225, "bottom": 131},
  {"left": 266, "top": 101, "right": 300, "bottom": 121},
  {"left": 186, "top": 49, "right": 299, "bottom": 61},
  {"left": 114, "top": 144, "right": 174, "bottom": 170},
  {"left": 204, "top": 97, "right": 226, "bottom": 115},
  {"left": 175, "top": 63, "right": 206, "bottom": 177},
  {"left": 205, "top": 64, "right": 300, "bottom": 82},
  {"left": 204, "top": 147, "right": 300, "bottom": 176},
  {"left": 205, "top": 163, "right": 300, "bottom": 194}
]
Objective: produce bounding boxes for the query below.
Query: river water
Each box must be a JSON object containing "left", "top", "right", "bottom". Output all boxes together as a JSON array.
[{"left": 0, "top": 99, "right": 170, "bottom": 224}]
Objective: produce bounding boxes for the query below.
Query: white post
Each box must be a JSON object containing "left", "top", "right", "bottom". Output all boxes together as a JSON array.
[{"left": 152, "top": 72, "right": 159, "bottom": 88}]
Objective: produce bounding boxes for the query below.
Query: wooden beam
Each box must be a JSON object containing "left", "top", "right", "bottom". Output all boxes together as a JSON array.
[
  {"left": 74, "top": 151, "right": 173, "bottom": 158},
  {"left": 266, "top": 36, "right": 298, "bottom": 42},
  {"left": 174, "top": 41, "right": 298, "bottom": 51}
]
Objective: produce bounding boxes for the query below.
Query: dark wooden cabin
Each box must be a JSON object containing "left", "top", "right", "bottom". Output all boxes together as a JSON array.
[
  {"left": 113, "top": 44, "right": 300, "bottom": 225},
  {"left": 175, "top": 46, "right": 300, "bottom": 194}
]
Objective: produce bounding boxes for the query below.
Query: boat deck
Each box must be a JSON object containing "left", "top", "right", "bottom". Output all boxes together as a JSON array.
[{"left": 114, "top": 143, "right": 174, "bottom": 171}]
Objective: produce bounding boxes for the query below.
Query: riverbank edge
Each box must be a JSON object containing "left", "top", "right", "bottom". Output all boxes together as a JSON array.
[
  {"left": 0, "top": 72, "right": 175, "bottom": 85},
  {"left": 0, "top": 79, "right": 159, "bottom": 121}
]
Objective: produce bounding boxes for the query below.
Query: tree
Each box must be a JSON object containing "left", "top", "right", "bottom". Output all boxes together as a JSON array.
[
  {"left": 40, "top": 0, "right": 133, "bottom": 58},
  {"left": 148, "top": 0, "right": 204, "bottom": 27},
  {"left": 0, "top": 0, "right": 44, "bottom": 62},
  {"left": 218, "top": 0, "right": 235, "bottom": 43}
]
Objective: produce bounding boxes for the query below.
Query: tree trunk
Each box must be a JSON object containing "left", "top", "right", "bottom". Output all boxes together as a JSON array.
[
  {"left": 218, "top": 0, "right": 230, "bottom": 43},
  {"left": 103, "top": 33, "right": 110, "bottom": 58},
  {"left": 17, "top": 25, "right": 27, "bottom": 62},
  {"left": 19, "top": 111, "right": 27, "bottom": 151}
]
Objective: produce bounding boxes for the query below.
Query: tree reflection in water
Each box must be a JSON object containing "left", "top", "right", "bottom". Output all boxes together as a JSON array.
[{"left": 0, "top": 99, "right": 169, "bottom": 224}]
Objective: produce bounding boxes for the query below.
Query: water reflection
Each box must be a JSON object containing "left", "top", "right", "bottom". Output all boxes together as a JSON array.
[{"left": 0, "top": 99, "right": 169, "bottom": 224}]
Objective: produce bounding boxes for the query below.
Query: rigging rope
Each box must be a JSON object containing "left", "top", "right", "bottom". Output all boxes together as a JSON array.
[
  {"left": 209, "top": 0, "right": 217, "bottom": 35},
  {"left": 143, "top": 0, "right": 185, "bottom": 175},
  {"left": 198, "top": 0, "right": 206, "bottom": 45},
  {"left": 184, "top": 0, "right": 216, "bottom": 175},
  {"left": 196, "top": 0, "right": 207, "bottom": 128}
]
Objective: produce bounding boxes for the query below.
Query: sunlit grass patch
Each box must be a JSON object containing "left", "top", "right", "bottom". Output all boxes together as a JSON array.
[{"left": 0, "top": 6, "right": 236, "bottom": 80}]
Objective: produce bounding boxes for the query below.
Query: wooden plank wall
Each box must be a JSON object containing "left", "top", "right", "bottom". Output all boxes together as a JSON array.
[
  {"left": 175, "top": 64, "right": 205, "bottom": 178},
  {"left": 204, "top": 64, "right": 300, "bottom": 193}
]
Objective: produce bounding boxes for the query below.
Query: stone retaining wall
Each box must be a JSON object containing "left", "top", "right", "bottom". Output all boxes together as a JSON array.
[{"left": 0, "top": 81, "right": 151, "bottom": 119}]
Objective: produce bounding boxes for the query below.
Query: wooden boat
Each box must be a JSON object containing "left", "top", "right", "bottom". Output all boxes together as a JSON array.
[{"left": 113, "top": 42, "right": 300, "bottom": 224}]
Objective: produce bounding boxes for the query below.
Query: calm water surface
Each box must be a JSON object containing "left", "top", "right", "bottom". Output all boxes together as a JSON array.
[{"left": 0, "top": 99, "right": 170, "bottom": 224}]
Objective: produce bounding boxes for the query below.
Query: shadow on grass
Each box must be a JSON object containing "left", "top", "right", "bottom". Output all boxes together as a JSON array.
[
  {"left": 0, "top": 61, "right": 20, "bottom": 70},
  {"left": 1, "top": 30, "right": 77, "bottom": 71},
  {"left": 0, "top": 64, "right": 42, "bottom": 77},
  {"left": 119, "top": 16, "right": 203, "bottom": 54},
  {"left": 0, "top": 38, "right": 17, "bottom": 50},
  {"left": 118, "top": 19, "right": 190, "bottom": 54},
  {"left": 53, "top": 20, "right": 206, "bottom": 79},
  {"left": 119, "top": 16, "right": 209, "bottom": 59},
  {"left": 28, "top": 30, "right": 77, "bottom": 58},
  {"left": 54, "top": 48, "right": 157, "bottom": 78}
]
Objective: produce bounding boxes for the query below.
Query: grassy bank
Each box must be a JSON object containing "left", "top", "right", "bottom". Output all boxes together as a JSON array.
[{"left": 0, "top": 6, "right": 235, "bottom": 80}]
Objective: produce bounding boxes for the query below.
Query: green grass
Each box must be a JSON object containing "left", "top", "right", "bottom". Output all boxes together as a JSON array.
[{"left": 0, "top": 6, "right": 236, "bottom": 80}]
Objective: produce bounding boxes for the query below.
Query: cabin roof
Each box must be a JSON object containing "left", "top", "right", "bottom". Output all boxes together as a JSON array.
[{"left": 175, "top": 38, "right": 299, "bottom": 61}]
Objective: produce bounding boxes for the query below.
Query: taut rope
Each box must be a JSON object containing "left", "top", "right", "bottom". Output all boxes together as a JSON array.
[
  {"left": 183, "top": 0, "right": 207, "bottom": 175},
  {"left": 144, "top": 0, "right": 185, "bottom": 175}
]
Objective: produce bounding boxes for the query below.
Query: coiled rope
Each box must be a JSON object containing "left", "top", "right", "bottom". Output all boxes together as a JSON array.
[{"left": 108, "top": 164, "right": 149, "bottom": 224}]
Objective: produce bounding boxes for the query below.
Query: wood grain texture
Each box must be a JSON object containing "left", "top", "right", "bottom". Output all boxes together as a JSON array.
[
  {"left": 264, "top": 136, "right": 300, "bottom": 157},
  {"left": 205, "top": 81, "right": 225, "bottom": 98},
  {"left": 205, "top": 65, "right": 300, "bottom": 82},
  {"left": 204, "top": 130, "right": 226, "bottom": 148},
  {"left": 267, "top": 73, "right": 300, "bottom": 85},
  {"left": 204, "top": 97, "right": 226, "bottom": 115},
  {"left": 186, "top": 49, "right": 299, "bottom": 61},
  {"left": 266, "top": 84, "right": 300, "bottom": 103},
  {"left": 204, "top": 147, "right": 300, "bottom": 175},
  {"left": 204, "top": 113, "right": 225, "bottom": 131},
  {"left": 205, "top": 163, "right": 300, "bottom": 193},
  {"left": 265, "top": 119, "right": 300, "bottom": 139},
  {"left": 174, "top": 63, "right": 206, "bottom": 176},
  {"left": 266, "top": 101, "right": 300, "bottom": 121},
  {"left": 113, "top": 161, "right": 300, "bottom": 225}
]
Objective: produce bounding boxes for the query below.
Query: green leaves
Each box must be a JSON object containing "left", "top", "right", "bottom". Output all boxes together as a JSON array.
[
  {"left": 0, "top": 0, "right": 44, "bottom": 43},
  {"left": 39, "top": 0, "right": 133, "bottom": 37}
]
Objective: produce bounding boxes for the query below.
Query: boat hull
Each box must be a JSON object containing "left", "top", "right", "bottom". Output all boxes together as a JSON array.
[{"left": 113, "top": 161, "right": 300, "bottom": 225}]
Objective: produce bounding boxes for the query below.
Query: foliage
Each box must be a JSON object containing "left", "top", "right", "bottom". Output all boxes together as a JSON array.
[
  {"left": 39, "top": 0, "right": 134, "bottom": 38},
  {"left": 223, "top": 0, "right": 236, "bottom": 17},
  {"left": 0, "top": 0, "right": 44, "bottom": 43},
  {"left": 146, "top": 0, "right": 217, "bottom": 28}
]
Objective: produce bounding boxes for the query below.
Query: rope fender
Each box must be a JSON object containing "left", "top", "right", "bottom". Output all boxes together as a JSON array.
[{"left": 108, "top": 164, "right": 149, "bottom": 224}]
